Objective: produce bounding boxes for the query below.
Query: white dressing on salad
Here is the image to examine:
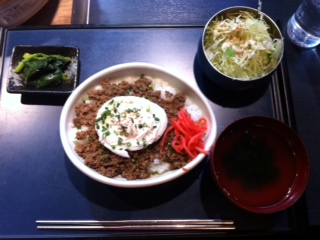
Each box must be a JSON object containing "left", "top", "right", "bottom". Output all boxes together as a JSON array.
[{"left": 204, "top": 10, "right": 283, "bottom": 80}]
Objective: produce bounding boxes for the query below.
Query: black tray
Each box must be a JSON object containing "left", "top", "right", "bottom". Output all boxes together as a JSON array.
[{"left": 0, "top": 26, "right": 307, "bottom": 239}]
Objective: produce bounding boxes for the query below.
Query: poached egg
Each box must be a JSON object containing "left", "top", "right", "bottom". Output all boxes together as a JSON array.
[{"left": 95, "top": 96, "right": 168, "bottom": 158}]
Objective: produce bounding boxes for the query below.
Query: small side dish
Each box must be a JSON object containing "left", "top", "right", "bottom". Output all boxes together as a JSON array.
[
  {"left": 204, "top": 10, "right": 283, "bottom": 80},
  {"left": 197, "top": 6, "right": 284, "bottom": 91},
  {"left": 7, "top": 45, "right": 79, "bottom": 94}
]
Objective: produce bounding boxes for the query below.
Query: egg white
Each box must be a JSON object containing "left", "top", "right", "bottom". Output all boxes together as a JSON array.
[{"left": 95, "top": 96, "right": 168, "bottom": 158}]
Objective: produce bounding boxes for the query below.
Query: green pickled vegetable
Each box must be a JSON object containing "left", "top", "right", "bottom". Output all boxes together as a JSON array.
[
  {"left": 14, "top": 52, "right": 72, "bottom": 88},
  {"left": 31, "top": 71, "right": 64, "bottom": 88}
]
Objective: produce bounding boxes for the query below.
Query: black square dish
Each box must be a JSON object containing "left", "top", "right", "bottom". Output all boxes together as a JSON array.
[{"left": 7, "top": 45, "right": 79, "bottom": 94}]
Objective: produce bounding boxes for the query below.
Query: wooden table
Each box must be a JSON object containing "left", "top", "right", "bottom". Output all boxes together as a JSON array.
[{"left": 23, "top": 0, "right": 73, "bottom": 25}]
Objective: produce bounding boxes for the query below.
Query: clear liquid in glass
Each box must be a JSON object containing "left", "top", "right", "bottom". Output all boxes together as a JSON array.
[{"left": 287, "top": 0, "right": 320, "bottom": 48}]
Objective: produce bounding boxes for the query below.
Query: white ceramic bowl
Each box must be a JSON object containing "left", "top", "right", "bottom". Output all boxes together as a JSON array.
[{"left": 60, "top": 62, "right": 217, "bottom": 188}]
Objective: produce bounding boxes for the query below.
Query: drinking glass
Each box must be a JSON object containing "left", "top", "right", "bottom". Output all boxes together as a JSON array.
[{"left": 287, "top": 0, "right": 320, "bottom": 48}]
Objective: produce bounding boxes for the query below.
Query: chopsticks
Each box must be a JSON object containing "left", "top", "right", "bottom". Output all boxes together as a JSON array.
[{"left": 36, "top": 219, "right": 236, "bottom": 231}]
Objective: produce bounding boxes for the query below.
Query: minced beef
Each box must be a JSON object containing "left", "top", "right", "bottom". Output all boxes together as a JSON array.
[{"left": 73, "top": 76, "right": 189, "bottom": 180}]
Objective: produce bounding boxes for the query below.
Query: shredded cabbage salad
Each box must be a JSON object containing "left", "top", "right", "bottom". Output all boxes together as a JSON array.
[{"left": 204, "top": 10, "right": 283, "bottom": 80}]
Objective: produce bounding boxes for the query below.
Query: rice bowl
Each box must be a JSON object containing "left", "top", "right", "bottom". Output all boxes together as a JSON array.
[{"left": 60, "top": 62, "right": 217, "bottom": 188}]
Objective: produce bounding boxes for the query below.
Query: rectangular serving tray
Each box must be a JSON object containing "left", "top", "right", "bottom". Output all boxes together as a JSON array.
[{"left": 0, "top": 26, "right": 306, "bottom": 239}]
